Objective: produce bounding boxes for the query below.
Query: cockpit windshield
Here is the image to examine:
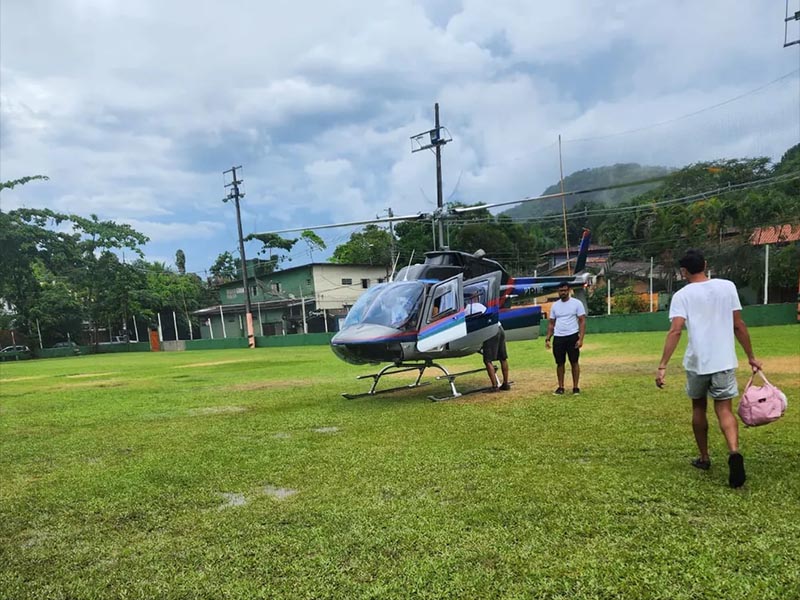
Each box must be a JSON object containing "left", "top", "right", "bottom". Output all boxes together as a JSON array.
[{"left": 342, "top": 281, "right": 425, "bottom": 330}]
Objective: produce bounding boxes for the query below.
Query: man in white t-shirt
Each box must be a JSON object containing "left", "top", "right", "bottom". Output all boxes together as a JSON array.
[
  {"left": 545, "top": 282, "right": 586, "bottom": 395},
  {"left": 656, "top": 249, "right": 761, "bottom": 489}
]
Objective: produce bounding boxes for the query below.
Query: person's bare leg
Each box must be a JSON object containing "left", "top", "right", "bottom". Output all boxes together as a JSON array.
[
  {"left": 692, "top": 397, "right": 709, "bottom": 462},
  {"left": 570, "top": 361, "right": 580, "bottom": 389},
  {"left": 556, "top": 364, "right": 565, "bottom": 389},
  {"left": 500, "top": 359, "right": 509, "bottom": 386},
  {"left": 714, "top": 399, "right": 739, "bottom": 453},
  {"left": 485, "top": 362, "right": 499, "bottom": 387},
  {"left": 716, "top": 398, "right": 746, "bottom": 487}
]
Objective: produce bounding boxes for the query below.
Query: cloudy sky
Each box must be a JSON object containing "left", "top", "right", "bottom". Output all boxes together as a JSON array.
[{"left": 2, "top": 0, "right": 798, "bottom": 275}]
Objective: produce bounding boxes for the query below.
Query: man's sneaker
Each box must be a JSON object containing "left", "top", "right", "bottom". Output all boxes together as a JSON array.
[
  {"left": 728, "top": 452, "right": 746, "bottom": 488},
  {"left": 572, "top": 387, "right": 580, "bottom": 395},
  {"left": 499, "top": 383, "right": 511, "bottom": 391},
  {"left": 691, "top": 457, "right": 711, "bottom": 471},
  {"left": 553, "top": 387, "right": 565, "bottom": 395}
]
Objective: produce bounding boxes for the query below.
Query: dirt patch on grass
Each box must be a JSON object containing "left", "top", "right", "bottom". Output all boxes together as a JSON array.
[
  {"left": 20, "top": 529, "right": 54, "bottom": 548},
  {"left": 175, "top": 360, "right": 248, "bottom": 369},
  {"left": 272, "top": 432, "right": 292, "bottom": 439},
  {"left": 448, "top": 365, "right": 603, "bottom": 404},
  {"left": 312, "top": 426, "right": 340, "bottom": 434},
  {"left": 189, "top": 406, "right": 248, "bottom": 416},
  {"left": 761, "top": 356, "right": 800, "bottom": 376},
  {"left": 56, "top": 379, "right": 125, "bottom": 390},
  {"left": 65, "top": 372, "right": 116, "bottom": 379},
  {"left": 262, "top": 485, "right": 298, "bottom": 500},
  {"left": 228, "top": 381, "right": 293, "bottom": 392},
  {"left": 218, "top": 492, "right": 247, "bottom": 510},
  {"left": 2, "top": 375, "right": 48, "bottom": 383},
  {"left": 582, "top": 354, "right": 651, "bottom": 366}
]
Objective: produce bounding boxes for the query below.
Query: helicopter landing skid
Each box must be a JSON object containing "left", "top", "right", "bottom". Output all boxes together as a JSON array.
[
  {"left": 341, "top": 363, "right": 434, "bottom": 400},
  {"left": 427, "top": 366, "right": 498, "bottom": 402}
]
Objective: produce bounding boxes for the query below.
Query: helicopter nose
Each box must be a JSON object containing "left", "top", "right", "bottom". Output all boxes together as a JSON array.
[{"left": 330, "top": 324, "right": 405, "bottom": 365}]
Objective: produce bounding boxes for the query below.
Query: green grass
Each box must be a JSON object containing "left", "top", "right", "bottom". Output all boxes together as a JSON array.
[{"left": 1, "top": 325, "right": 798, "bottom": 600}]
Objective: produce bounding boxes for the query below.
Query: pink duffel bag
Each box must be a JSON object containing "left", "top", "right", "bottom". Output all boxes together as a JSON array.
[{"left": 738, "top": 370, "right": 788, "bottom": 427}]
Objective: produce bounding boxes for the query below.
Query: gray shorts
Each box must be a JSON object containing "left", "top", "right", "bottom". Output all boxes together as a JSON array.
[
  {"left": 482, "top": 329, "right": 508, "bottom": 362},
  {"left": 685, "top": 369, "right": 738, "bottom": 400}
]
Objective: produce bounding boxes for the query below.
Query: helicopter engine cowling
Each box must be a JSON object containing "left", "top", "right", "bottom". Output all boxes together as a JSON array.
[{"left": 330, "top": 324, "right": 410, "bottom": 365}]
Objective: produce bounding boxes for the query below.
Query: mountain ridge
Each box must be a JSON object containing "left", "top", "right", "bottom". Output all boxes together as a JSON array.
[{"left": 501, "top": 163, "right": 674, "bottom": 219}]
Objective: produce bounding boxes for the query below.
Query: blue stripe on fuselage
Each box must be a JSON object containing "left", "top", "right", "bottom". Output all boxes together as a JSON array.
[{"left": 499, "top": 305, "right": 542, "bottom": 331}]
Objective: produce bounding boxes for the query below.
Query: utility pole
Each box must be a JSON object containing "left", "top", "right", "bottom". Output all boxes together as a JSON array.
[
  {"left": 558, "top": 135, "right": 571, "bottom": 275},
  {"left": 380, "top": 207, "right": 397, "bottom": 265},
  {"left": 434, "top": 104, "right": 445, "bottom": 249},
  {"left": 223, "top": 166, "right": 255, "bottom": 348},
  {"left": 411, "top": 103, "right": 451, "bottom": 250},
  {"left": 785, "top": 0, "right": 799, "bottom": 47}
]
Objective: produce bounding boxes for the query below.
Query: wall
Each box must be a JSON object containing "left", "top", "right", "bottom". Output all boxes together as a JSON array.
[
  {"left": 218, "top": 265, "right": 314, "bottom": 306},
  {"left": 312, "top": 264, "right": 389, "bottom": 310}
]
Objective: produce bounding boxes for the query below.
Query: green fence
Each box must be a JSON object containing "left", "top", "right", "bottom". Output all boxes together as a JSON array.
[
  {"left": 180, "top": 334, "right": 334, "bottom": 351},
  {"left": 184, "top": 338, "right": 250, "bottom": 351},
  {"left": 538, "top": 303, "right": 798, "bottom": 335},
  {"left": 34, "top": 342, "right": 151, "bottom": 358},
  {"left": 13, "top": 304, "right": 797, "bottom": 359},
  {"left": 256, "top": 333, "right": 335, "bottom": 347}
]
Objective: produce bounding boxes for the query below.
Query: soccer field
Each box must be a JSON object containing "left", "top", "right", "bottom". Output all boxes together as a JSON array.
[{"left": 1, "top": 326, "right": 798, "bottom": 599}]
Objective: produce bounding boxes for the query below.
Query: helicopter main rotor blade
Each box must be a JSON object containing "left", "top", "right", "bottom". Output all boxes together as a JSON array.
[
  {"left": 450, "top": 174, "right": 671, "bottom": 214},
  {"left": 251, "top": 212, "right": 431, "bottom": 236}
]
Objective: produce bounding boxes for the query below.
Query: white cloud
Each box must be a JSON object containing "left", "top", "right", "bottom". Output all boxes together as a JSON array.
[{"left": 1, "top": 0, "right": 797, "bottom": 273}]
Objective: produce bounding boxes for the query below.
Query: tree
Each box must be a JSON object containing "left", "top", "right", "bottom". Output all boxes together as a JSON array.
[
  {"left": 331, "top": 224, "right": 393, "bottom": 267},
  {"left": 300, "top": 230, "right": 326, "bottom": 261},
  {"left": 27, "top": 266, "right": 85, "bottom": 346},
  {"left": 246, "top": 232, "right": 298, "bottom": 272},
  {"left": 175, "top": 249, "right": 186, "bottom": 275},
  {"left": 613, "top": 287, "right": 648, "bottom": 314},
  {"left": 0, "top": 206, "right": 149, "bottom": 342},
  {"left": 209, "top": 251, "right": 238, "bottom": 282},
  {"left": 0, "top": 175, "right": 49, "bottom": 191},
  {"left": 394, "top": 219, "right": 435, "bottom": 264},
  {"left": 585, "top": 286, "right": 608, "bottom": 316}
]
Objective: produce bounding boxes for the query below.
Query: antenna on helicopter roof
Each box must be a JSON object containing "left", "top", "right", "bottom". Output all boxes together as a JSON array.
[
  {"left": 389, "top": 252, "right": 402, "bottom": 282},
  {"left": 403, "top": 250, "right": 416, "bottom": 281}
]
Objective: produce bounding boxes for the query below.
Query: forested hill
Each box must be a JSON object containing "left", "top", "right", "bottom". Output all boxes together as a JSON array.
[{"left": 501, "top": 163, "right": 673, "bottom": 220}]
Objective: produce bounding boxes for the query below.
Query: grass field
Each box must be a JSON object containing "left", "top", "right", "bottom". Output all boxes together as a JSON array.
[{"left": 1, "top": 325, "right": 798, "bottom": 600}]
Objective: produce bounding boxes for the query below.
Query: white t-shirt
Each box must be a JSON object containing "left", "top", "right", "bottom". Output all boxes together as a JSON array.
[
  {"left": 668, "top": 278, "right": 742, "bottom": 375},
  {"left": 465, "top": 301, "right": 487, "bottom": 316},
  {"left": 549, "top": 297, "right": 586, "bottom": 337}
]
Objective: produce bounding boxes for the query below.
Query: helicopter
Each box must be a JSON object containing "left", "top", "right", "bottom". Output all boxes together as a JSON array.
[
  {"left": 326, "top": 228, "right": 593, "bottom": 400},
  {"left": 250, "top": 174, "right": 667, "bottom": 400}
]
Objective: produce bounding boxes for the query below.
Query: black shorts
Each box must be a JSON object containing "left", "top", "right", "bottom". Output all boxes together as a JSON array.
[
  {"left": 553, "top": 333, "right": 580, "bottom": 365},
  {"left": 482, "top": 329, "right": 508, "bottom": 362}
]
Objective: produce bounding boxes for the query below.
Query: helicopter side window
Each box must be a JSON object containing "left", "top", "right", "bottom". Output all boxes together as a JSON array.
[
  {"left": 430, "top": 286, "right": 457, "bottom": 321},
  {"left": 463, "top": 281, "right": 489, "bottom": 317}
]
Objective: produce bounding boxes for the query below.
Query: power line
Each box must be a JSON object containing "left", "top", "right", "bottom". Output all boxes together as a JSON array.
[{"left": 564, "top": 69, "right": 800, "bottom": 143}]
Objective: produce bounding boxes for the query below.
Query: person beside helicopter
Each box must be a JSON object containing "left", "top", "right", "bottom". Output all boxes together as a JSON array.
[
  {"left": 545, "top": 281, "right": 586, "bottom": 395},
  {"left": 464, "top": 290, "right": 510, "bottom": 392},
  {"left": 482, "top": 326, "right": 510, "bottom": 392}
]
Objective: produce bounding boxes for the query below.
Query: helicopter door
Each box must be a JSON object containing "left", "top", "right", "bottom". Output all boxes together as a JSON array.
[{"left": 417, "top": 274, "right": 466, "bottom": 353}]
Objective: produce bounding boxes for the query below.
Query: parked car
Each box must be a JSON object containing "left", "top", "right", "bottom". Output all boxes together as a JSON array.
[
  {"left": 0, "top": 345, "right": 32, "bottom": 361},
  {"left": 52, "top": 341, "right": 80, "bottom": 354},
  {"left": 1, "top": 345, "right": 31, "bottom": 353}
]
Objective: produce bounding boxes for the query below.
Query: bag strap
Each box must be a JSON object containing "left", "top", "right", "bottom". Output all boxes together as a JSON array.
[
  {"left": 757, "top": 370, "right": 772, "bottom": 386},
  {"left": 744, "top": 372, "right": 756, "bottom": 391},
  {"left": 745, "top": 369, "right": 771, "bottom": 391}
]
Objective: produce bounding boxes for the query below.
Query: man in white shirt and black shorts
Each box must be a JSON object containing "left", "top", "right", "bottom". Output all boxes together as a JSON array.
[
  {"left": 656, "top": 249, "right": 761, "bottom": 489},
  {"left": 545, "top": 282, "right": 586, "bottom": 395}
]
